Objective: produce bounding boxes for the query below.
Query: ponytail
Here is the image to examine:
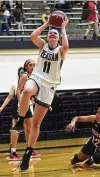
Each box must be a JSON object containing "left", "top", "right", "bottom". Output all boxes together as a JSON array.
[{"left": 17, "top": 67, "right": 24, "bottom": 78}]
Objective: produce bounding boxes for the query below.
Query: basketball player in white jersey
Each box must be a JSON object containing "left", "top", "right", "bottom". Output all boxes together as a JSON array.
[{"left": 12, "top": 18, "right": 69, "bottom": 170}]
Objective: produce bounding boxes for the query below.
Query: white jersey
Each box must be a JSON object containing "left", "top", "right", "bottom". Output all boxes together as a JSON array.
[
  {"left": 9, "top": 82, "right": 17, "bottom": 96},
  {"left": 33, "top": 43, "right": 63, "bottom": 85}
]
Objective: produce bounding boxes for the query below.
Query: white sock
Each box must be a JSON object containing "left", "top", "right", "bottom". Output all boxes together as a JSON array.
[{"left": 11, "top": 148, "right": 16, "bottom": 153}]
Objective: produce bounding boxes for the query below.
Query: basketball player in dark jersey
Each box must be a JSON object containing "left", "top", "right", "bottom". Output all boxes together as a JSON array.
[
  {"left": 65, "top": 108, "right": 100, "bottom": 168},
  {"left": 10, "top": 59, "right": 40, "bottom": 160},
  {"left": 9, "top": 59, "right": 33, "bottom": 160},
  {"left": 0, "top": 67, "right": 24, "bottom": 160},
  {"left": 0, "top": 60, "right": 40, "bottom": 160}
]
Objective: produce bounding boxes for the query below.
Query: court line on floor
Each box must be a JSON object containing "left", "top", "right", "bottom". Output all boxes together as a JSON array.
[
  {"left": 0, "top": 144, "right": 84, "bottom": 153},
  {"left": 0, "top": 49, "right": 100, "bottom": 56}
]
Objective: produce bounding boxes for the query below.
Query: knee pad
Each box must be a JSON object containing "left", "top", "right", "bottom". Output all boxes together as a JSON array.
[{"left": 72, "top": 154, "right": 83, "bottom": 164}]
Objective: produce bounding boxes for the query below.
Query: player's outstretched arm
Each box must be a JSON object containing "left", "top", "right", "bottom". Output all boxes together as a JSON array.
[
  {"left": 60, "top": 16, "right": 69, "bottom": 59},
  {"left": 0, "top": 94, "right": 13, "bottom": 112},
  {"left": 30, "top": 21, "right": 49, "bottom": 49},
  {"left": 0, "top": 83, "right": 15, "bottom": 112},
  {"left": 65, "top": 115, "right": 96, "bottom": 132}
]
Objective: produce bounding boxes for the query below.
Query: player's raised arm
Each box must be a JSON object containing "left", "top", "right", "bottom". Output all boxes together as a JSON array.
[
  {"left": 65, "top": 115, "right": 96, "bottom": 132},
  {"left": 60, "top": 16, "right": 69, "bottom": 59},
  {"left": 30, "top": 21, "right": 49, "bottom": 49}
]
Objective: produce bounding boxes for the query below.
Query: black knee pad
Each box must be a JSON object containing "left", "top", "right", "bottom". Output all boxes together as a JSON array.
[
  {"left": 93, "top": 149, "right": 100, "bottom": 164},
  {"left": 73, "top": 154, "right": 83, "bottom": 163}
]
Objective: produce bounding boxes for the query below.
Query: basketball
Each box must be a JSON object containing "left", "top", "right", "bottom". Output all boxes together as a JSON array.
[{"left": 49, "top": 11, "right": 66, "bottom": 28}]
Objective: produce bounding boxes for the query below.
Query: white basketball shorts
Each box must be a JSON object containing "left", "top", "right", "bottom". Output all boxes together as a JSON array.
[{"left": 29, "top": 74, "right": 57, "bottom": 108}]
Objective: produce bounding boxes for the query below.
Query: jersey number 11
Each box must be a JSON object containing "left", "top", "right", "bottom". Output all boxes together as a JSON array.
[{"left": 43, "top": 61, "right": 51, "bottom": 73}]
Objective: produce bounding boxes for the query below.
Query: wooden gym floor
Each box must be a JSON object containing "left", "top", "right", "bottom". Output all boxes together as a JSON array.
[
  {"left": 0, "top": 48, "right": 100, "bottom": 176},
  {"left": 0, "top": 138, "right": 100, "bottom": 177}
]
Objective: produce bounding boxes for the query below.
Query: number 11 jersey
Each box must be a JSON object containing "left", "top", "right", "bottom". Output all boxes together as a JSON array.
[{"left": 33, "top": 43, "right": 63, "bottom": 85}]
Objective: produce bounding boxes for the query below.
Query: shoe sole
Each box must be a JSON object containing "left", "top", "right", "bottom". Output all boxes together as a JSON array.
[
  {"left": 31, "top": 155, "right": 41, "bottom": 158},
  {"left": 10, "top": 129, "right": 20, "bottom": 134},
  {"left": 6, "top": 153, "right": 10, "bottom": 155},
  {"left": 19, "top": 169, "right": 29, "bottom": 173}
]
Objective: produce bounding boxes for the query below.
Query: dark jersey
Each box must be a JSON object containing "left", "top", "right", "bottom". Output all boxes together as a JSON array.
[
  {"left": 12, "top": 72, "right": 29, "bottom": 119},
  {"left": 9, "top": 82, "right": 18, "bottom": 119},
  {"left": 81, "top": 119, "right": 100, "bottom": 155},
  {"left": 12, "top": 95, "right": 18, "bottom": 119},
  {"left": 92, "top": 120, "right": 100, "bottom": 148},
  {"left": 18, "top": 72, "right": 29, "bottom": 92}
]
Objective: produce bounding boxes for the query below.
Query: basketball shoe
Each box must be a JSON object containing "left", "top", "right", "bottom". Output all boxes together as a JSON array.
[
  {"left": 82, "top": 158, "right": 94, "bottom": 168},
  {"left": 6, "top": 152, "right": 22, "bottom": 161},
  {"left": 31, "top": 151, "right": 41, "bottom": 158}
]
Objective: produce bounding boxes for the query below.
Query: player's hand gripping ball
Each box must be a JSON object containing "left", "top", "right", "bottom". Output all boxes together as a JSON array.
[{"left": 49, "top": 11, "right": 67, "bottom": 28}]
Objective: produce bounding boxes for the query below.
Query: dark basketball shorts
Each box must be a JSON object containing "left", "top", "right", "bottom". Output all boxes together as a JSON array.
[
  {"left": 12, "top": 108, "right": 18, "bottom": 120},
  {"left": 24, "top": 106, "right": 33, "bottom": 119},
  {"left": 82, "top": 137, "right": 96, "bottom": 155}
]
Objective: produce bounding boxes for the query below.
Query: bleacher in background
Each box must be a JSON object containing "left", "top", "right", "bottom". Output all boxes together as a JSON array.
[
  {"left": 0, "top": 89, "right": 100, "bottom": 144},
  {"left": 0, "top": 0, "right": 97, "bottom": 41}
]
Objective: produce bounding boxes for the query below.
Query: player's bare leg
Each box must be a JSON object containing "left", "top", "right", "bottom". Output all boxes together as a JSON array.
[{"left": 20, "top": 104, "right": 48, "bottom": 171}]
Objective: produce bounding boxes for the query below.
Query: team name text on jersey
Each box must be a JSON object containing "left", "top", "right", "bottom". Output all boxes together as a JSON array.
[{"left": 40, "top": 50, "right": 58, "bottom": 61}]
